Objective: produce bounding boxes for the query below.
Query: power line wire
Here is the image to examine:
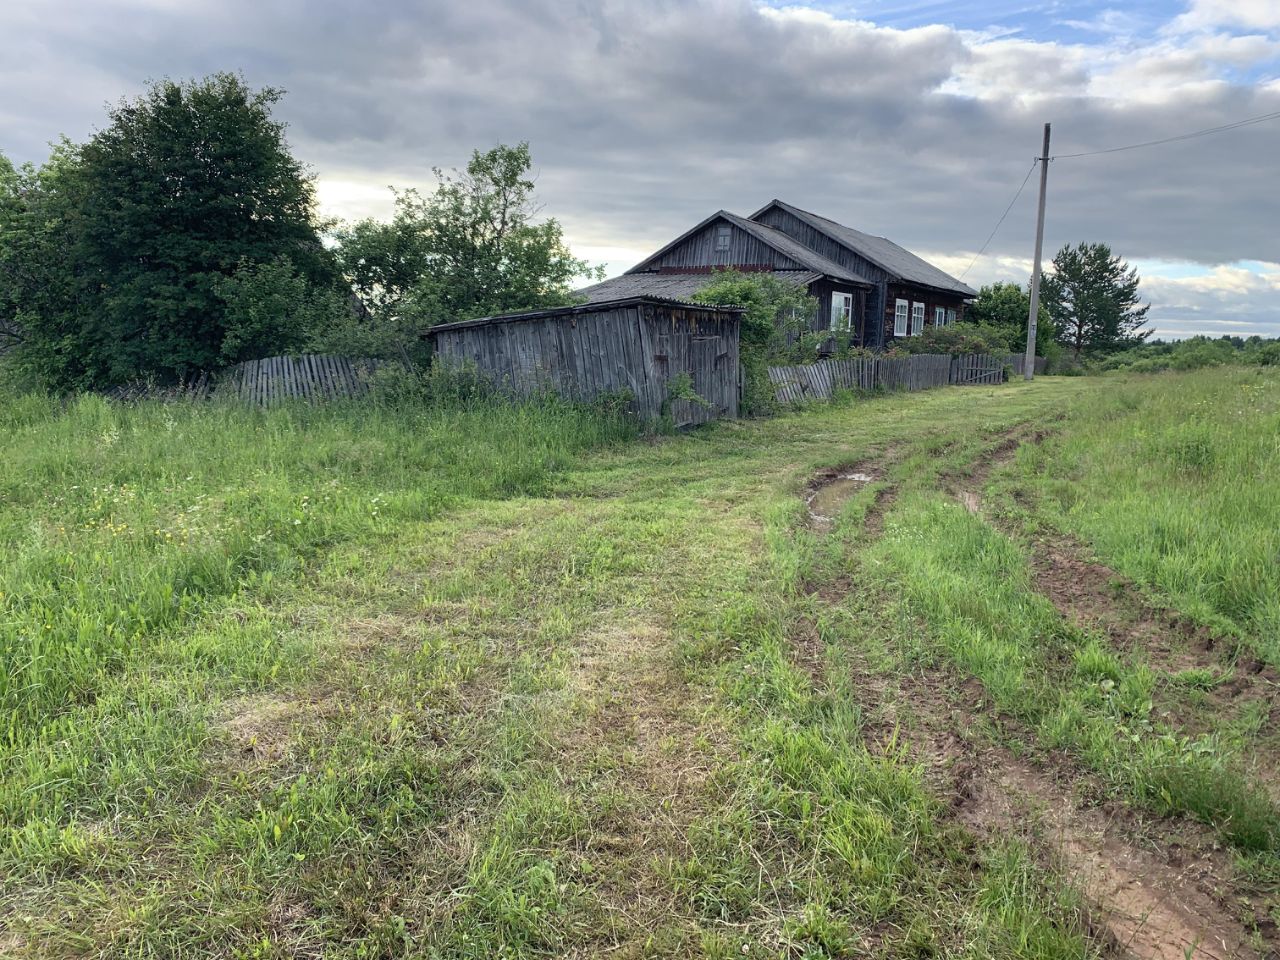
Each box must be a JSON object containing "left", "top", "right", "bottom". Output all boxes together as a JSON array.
[
  {"left": 1052, "top": 109, "right": 1280, "bottom": 159},
  {"left": 959, "top": 160, "right": 1038, "bottom": 280},
  {"left": 960, "top": 109, "right": 1279, "bottom": 283}
]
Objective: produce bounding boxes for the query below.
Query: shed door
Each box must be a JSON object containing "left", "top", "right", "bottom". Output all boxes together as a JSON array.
[{"left": 669, "top": 333, "right": 725, "bottom": 427}]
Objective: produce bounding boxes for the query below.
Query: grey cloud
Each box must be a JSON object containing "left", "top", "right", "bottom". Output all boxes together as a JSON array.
[{"left": 2, "top": 0, "right": 1278, "bottom": 335}]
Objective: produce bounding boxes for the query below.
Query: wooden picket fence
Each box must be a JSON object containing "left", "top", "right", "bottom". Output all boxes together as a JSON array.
[
  {"left": 215, "top": 355, "right": 392, "bottom": 406},
  {"left": 767, "top": 353, "right": 1041, "bottom": 405},
  {"left": 1004, "top": 353, "right": 1049, "bottom": 378}
]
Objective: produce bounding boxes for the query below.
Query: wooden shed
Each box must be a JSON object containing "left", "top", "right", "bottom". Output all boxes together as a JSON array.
[{"left": 424, "top": 297, "right": 743, "bottom": 425}]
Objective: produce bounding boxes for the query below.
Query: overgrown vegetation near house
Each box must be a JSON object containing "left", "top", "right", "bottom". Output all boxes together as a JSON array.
[{"left": 3, "top": 368, "right": 1278, "bottom": 957}]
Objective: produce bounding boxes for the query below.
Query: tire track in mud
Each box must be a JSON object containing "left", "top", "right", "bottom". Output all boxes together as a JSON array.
[
  {"left": 798, "top": 429, "right": 1278, "bottom": 960},
  {"left": 857, "top": 662, "right": 1265, "bottom": 960},
  {"left": 951, "top": 430, "right": 1280, "bottom": 804}
]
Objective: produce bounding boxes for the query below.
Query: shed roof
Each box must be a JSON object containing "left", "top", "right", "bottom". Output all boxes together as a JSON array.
[
  {"left": 577, "top": 268, "right": 822, "bottom": 304},
  {"left": 423, "top": 296, "right": 744, "bottom": 335},
  {"left": 750, "top": 199, "right": 978, "bottom": 298},
  {"left": 626, "top": 210, "right": 873, "bottom": 287}
]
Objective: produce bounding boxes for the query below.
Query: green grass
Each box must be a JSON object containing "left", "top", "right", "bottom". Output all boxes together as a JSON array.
[
  {"left": 1013, "top": 367, "right": 1280, "bottom": 663},
  {"left": 2, "top": 371, "right": 1277, "bottom": 957}
]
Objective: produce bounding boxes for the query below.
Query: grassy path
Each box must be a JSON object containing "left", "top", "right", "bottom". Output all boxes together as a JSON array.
[{"left": 4, "top": 371, "right": 1279, "bottom": 957}]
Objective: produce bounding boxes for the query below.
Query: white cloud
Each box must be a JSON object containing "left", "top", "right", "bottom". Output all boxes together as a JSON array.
[{"left": 1173, "top": 0, "right": 1280, "bottom": 33}]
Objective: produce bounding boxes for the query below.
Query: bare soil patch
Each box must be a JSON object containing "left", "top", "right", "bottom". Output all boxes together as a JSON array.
[
  {"left": 804, "top": 445, "right": 905, "bottom": 536},
  {"left": 941, "top": 425, "right": 1038, "bottom": 514},
  {"left": 557, "top": 616, "right": 729, "bottom": 947},
  {"left": 216, "top": 694, "right": 306, "bottom": 765},
  {"left": 948, "top": 429, "right": 1280, "bottom": 810},
  {"left": 1029, "top": 534, "right": 1277, "bottom": 683},
  {"left": 854, "top": 658, "right": 1269, "bottom": 960}
]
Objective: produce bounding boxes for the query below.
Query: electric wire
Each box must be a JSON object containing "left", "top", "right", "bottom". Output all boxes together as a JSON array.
[
  {"left": 959, "top": 160, "right": 1038, "bottom": 280},
  {"left": 960, "top": 109, "right": 1280, "bottom": 280},
  {"left": 1052, "top": 109, "right": 1280, "bottom": 159}
]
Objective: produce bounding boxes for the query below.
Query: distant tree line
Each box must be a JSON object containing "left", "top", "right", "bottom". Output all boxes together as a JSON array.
[
  {"left": 1097, "top": 335, "right": 1280, "bottom": 373},
  {"left": 0, "top": 74, "right": 593, "bottom": 391}
]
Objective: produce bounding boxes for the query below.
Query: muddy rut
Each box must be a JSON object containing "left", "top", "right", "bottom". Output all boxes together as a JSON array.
[
  {"left": 952, "top": 431, "right": 1280, "bottom": 804},
  {"left": 868, "top": 664, "right": 1261, "bottom": 960},
  {"left": 801, "top": 433, "right": 1277, "bottom": 960}
]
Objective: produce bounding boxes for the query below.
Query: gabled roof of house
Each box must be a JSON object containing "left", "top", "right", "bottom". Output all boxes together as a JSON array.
[
  {"left": 626, "top": 210, "right": 873, "bottom": 288},
  {"left": 750, "top": 199, "right": 978, "bottom": 298},
  {"left": 577, "top": 269, "right": 822, "bottom": 304}
]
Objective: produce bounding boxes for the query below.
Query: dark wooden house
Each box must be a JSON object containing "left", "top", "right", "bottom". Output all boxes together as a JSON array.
[
  {"left": 580, "top": 202, "right": 976, "bottom": 348},
  {"left": 750, "top": 200, "right": 977, "bottom": 347},
  {"left": 425, "top": 297, "right": 742, "bottom": 426},
  {"left": 578, "top": 211, "right": 874, "bottom": 343}
]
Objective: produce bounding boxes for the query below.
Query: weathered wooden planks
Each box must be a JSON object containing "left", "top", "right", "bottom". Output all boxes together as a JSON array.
[
  {"left": 427, "top": 299, "right": 742, "bottom": 424},
  {"left": 212, "top": 355, "right": 391, "bottom": 406},
  {"left": 767, "top": 353, "right": 1044, "bottom": 405}
]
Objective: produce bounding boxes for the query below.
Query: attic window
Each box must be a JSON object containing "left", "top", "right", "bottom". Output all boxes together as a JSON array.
[{"left": 714, "top": 225, "right": 731, "bottom": 252}]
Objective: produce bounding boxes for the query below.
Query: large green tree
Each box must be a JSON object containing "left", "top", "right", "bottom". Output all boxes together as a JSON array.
[
  {"left": 334, "top": 143, "right": 597, "bottom": 325},
  {"left": 3, "top": 74, "right": 341, "bottom": 389},
  {"left": 966, "top": 281, "right": 1052, "bottom": 348},
  {"left": 1, "top": 143, "right": 106, "bottom": 381},
  {"left": 0, "top": 153, "right": 28, "bottom": 358},
  {"left": 1041, "top": 242, "right": 1150, "bottom": 361}
]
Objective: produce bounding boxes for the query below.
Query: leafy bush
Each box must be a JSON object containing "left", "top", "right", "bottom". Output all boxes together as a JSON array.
[
  {"left": 216, "top": 257, "right": 427, "bottom": 364},
  {"left": 691, "top": 269, "right": 817, "bottom": 357},
  {"left": 692, "top": 269, "right": 818, "bottom": 415},
  {"left": 893, "top": 322, "right": 1013, "bottom": 356},
  {"left": 364, "top": 360, "right": 493, "bottom": 407},
  {"left": 305, "top": 308, "right": 424, "bottom": 362},
  {"left": 1, "top": 75, "right": 341, "bottom": 390}
]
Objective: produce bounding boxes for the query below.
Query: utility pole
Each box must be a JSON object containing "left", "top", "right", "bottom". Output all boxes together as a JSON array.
[{"left": 1024, "top": 122, "right": 1051, "bottom": 381}]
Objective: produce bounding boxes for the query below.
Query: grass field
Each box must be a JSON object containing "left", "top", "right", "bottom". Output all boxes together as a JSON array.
[{"left": 2, "top": 368, "right": 1278, "bottom": 958}]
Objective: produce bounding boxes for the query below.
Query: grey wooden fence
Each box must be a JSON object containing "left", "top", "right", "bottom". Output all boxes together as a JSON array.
[
  {"left": 215, "top": 355, "right": 391, "bottom": 406},
  {"left": 951, "top": 353, "right": 1006, "bottom": 385},
  {"left": 768, "top": 353, "right": 1043, "bottom": 405},
  {"left": 1004, "top": 353, "right": 1048, "bottom": 377}
]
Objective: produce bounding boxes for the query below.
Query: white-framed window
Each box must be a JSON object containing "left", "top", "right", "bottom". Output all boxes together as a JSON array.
[
  {"left": 714, "top": 225, "right": 731, "bottom": 252},
  {"left": 911, "top": 302, "right": 925, "bottom": 335},
  {"left": 894, "top": 299, "right": 909, "bottom": 337},
  {"left": 946, "top": 308, "right": 957, "bottom": 325},
  {"left": 831, "top": 292, "right": 854, "bottom": 331},
  {"left": 934, "top": 306, "right": 946, "bottom": 327}
]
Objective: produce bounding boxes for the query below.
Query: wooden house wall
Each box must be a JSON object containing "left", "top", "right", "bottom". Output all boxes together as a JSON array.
[
  {"left": 640, "top": 304, "right": 739, "bottom": 426},
  {"left": 431, "top": 303, "right": 740, "bottom": 424},
  {"left": 881, "top": 284, "right": 969, "bottom": 345},
  {"left": 642, "top": 219, "right": 803, "bottom": 271},
  {"left": 805, "top": 278, "right": 871, "bottom": 344},
  {"left": 757, "top": 206, "right": 970, "bottom": 348}
]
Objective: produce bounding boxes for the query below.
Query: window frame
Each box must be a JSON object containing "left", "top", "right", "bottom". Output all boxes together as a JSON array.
[
  {"left": 911, "top": 301, "right": 925, "bottom": 336},
  {"left": 934, "top": 306, "right": 946, "bottom": 327},
  {"left": 830, "top": 291, "right": 854, "bottom": 332},
  {"left": 946, "top": 308, "right": 957, "bottom": 325},
  {"left": 894, "top": 299, "right": 909, "bottom": 337},
  {"left": 713, "top": 225, "right": 731, "bottom": 253}
]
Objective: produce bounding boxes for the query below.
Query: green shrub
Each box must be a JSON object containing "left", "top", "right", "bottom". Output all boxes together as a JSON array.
[{"left": 894, "top": 322, "right": 1013, "bottom": 356}]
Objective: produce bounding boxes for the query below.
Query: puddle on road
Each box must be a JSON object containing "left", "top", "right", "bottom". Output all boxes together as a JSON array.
[{"left": 807, "top": 472, "right": 874, "bottom": 532}]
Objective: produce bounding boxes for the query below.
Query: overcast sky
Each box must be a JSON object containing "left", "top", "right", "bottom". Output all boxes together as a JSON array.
[{"left": 3, "top": 0, "right": 1278, "bottom": 338}]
